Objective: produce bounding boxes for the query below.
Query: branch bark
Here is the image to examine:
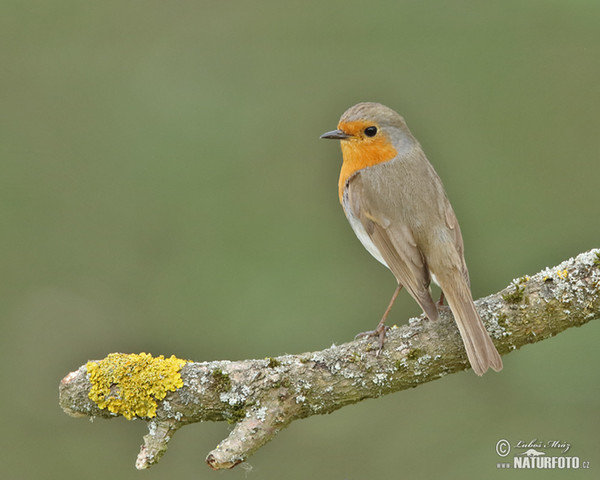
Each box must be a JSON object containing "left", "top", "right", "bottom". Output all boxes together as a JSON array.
[{"left": 59, "top": 249, "right": 600, "bottom": 470}]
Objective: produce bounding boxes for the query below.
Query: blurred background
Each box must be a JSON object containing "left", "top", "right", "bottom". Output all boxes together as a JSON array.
[{"left": 1, "top": 1, "right": 598, "bottom": 478}]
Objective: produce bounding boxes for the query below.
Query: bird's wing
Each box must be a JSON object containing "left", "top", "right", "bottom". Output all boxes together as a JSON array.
[
  {"left": 441, "top": 194, "right": 470, "bottom": 286},
  {"left": 348, "top": 177, "right": 439, "bottom": 321}
]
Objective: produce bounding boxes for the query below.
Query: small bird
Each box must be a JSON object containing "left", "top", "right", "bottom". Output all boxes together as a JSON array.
[{"left": 320, "top": 102, "right": 502, "bottom": 375}]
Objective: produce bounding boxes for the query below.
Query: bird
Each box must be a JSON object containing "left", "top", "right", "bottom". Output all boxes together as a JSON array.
[{"left": 320, "top": 102, "right": 502, "bottom": 375}]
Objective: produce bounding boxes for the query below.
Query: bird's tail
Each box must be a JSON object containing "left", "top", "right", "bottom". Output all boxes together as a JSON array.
[{"left": 437, "top": 271, "right": 503, "bottom": 376}]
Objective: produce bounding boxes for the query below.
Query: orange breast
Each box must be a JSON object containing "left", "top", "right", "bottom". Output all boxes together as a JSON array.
[{"left": 337, "top": 122, "right": 397, "bottom": 202}]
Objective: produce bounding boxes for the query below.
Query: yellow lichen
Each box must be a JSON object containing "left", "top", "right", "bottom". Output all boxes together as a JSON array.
[
  {"left": 556, "top": 269, "right": 568, "bottom": 279},
  {"left": 86, "top": 352, "right": 188, "bottom": 420}
]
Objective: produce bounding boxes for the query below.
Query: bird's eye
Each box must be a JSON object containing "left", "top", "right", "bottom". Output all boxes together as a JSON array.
[{"left": 364, "top": 126, "right": 378, "bottom": 137}]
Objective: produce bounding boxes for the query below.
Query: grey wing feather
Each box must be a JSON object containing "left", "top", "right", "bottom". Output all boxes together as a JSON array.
[
  {"left": 443, "top": 204, "right": 470, "bottom": 286},
  {"left": 350, "top": 186, "right": 439, "bottom": 322}
]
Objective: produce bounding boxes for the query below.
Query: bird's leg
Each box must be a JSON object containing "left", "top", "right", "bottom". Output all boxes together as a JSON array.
[
  {"left": 437, "top": 290, "right": 445, "bottom": 307},
  {"left": 355, "top": 284, "right": 403, "bottom": 354}
]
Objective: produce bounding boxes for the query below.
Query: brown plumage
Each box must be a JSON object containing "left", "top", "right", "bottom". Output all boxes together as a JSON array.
[{"left": 321, "top": 102, "right": 502, "bottom": 375}]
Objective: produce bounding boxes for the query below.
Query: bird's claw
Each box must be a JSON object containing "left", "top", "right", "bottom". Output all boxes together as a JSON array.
[{"left": 355, "top": 324, "right": 390, "bottom": 355}]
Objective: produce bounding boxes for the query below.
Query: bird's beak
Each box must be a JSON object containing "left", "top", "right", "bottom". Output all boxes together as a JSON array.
[{"left": 320, "top": 129, "right": 350, "bottom": 140}]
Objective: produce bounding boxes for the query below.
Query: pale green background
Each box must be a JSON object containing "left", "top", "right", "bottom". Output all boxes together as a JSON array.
[{"left": 1, "top": 1, "right": 599, "bottom": 479}]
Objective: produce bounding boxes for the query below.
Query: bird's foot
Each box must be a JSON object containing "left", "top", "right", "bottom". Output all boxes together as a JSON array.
[{"left": 355, "top": 323, "right": 390, "bottom": 355}]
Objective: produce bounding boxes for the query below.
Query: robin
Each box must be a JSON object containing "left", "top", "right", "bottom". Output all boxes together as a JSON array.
[{"left": 320, "top": 102, "right": 502, "bottom": 375}]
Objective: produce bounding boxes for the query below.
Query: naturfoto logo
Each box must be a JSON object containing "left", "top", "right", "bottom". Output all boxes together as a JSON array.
[{"left": 495, "top": 438, "right": 590, "bottom": 470}]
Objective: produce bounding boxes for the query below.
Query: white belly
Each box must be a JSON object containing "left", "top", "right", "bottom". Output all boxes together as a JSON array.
[{"left": 343, "top": 194, "right": 389, "bottom": 268}]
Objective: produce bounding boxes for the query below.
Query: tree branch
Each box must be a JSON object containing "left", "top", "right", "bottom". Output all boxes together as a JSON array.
[{"left": 59, "top": 249, "right": 600, "bottom": 470}]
